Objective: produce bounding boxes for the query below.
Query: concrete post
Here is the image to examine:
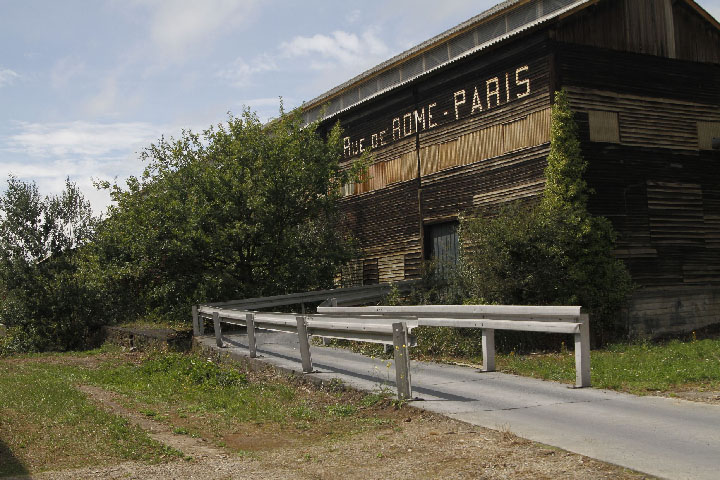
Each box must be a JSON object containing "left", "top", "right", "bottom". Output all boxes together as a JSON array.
[
  {"left": 392, "top": 322, "right": 412, "bottom": 400},
  {"left": 213, "top": 312, "right": 223, "bottom": 348},
  {"left": 482, "top": 329, "right": 495, "bottom": 372},
  {"left": 246, "top": 313, "right": 257, "bottom": 358},
  {"left": 192, "top": 305, "right": 199, "bottom": 336},
  {"left": 296, "top": 316, "right": 313, "bottom": 373},
  {"left": 575, "top": 314, "right": 591, "bottom": 388}
]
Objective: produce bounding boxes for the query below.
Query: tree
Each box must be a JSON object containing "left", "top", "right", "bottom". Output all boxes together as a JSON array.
[
  {"left": 460, "top": 90, "right": 633, "bottom": 342},
  {"left": 90, "top": 108, "right": 365, "bottom": 324},
  {"left": 0, "top": 177, "right": 99, "bottom": 352}
]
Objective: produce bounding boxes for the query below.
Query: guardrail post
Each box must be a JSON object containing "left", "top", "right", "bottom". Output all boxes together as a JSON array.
[
  {"left": 213, "top": 312, "right": 224, "bottom": 348},
  {"left": 192, "top": 305, "right": 199, "bottom": 336},
  {"left": 246, "top": 313, "right": 257, "bottom": 358},
  {"left": 482, "top": 328, "right": 495, "bottom": 372},
  {"left": 575, "top": 314, "right": 591, "bottom": 388},
  {"left": 321, "top": 299, "right": 337, "bottom": 346},
  {"left": 296, "top": 316, "right": 313, "bottom": 373},
  {"left": 392, "top": 322, "right": 412, "bottom": 400}
]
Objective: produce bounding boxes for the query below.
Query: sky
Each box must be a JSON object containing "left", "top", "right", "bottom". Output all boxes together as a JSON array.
[{"left": 2, "top": 0, "right": 719, "bottom": 214}]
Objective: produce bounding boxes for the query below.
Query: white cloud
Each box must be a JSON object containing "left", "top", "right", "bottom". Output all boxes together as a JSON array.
[
  {"left": 0, "top": 68, "right": 19, "bottom": 87},
  {"left": 5, "top": 121, "right": 165, "bottom": 159},
  {"left": 1, "top": 121, "right": 174, "bottom": 214},
  {"left": 280, "top": 29, "right": 389, "bottom": 69},
  {"left": 0, "top": 158, "right": 130, "bottom": 216},
  {"left": 216, "top": 54, "right": 277, "bottom": 87},
  {"left": 140, "top": 0, "right": 259, "bottom": 60}
]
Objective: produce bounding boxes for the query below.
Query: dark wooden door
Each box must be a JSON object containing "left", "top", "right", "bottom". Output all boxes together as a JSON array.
[{"left": 425, "top": 222, "right": 459, "bottom": 274}]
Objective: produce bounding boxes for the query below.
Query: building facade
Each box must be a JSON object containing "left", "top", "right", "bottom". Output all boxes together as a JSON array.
[{"left": 304, "top": 0, "right": 720, "bottom": 336}]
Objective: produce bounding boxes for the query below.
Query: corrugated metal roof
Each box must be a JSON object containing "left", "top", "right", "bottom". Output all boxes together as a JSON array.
[{"left": 303, "top": 0, "right": 592, "bottom": 124}]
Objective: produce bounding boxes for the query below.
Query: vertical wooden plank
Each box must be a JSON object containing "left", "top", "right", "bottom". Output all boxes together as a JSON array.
[
  {"left": 246, "top": 313, "right": 257, "bottom": 358},
  {"left": 482, "top": 329, "right": 496, "bottom": 372},
  {"left": 663, "top": 0, "right": 676, "bottom": 58},
  {"left": 296, "top": 316, "right": 314, "bottom": 373},
  {"left": 192, "top": 305, "right": 199, "bottom": 336},
  {"left": 392, "top": 322, "right": 412, "bottom": 400},
  {"left": 575, "top": 314, "right": 592, "bottom": 388},
  {"left": 213, "top": 312, "right": 223, "bottom": 348}
]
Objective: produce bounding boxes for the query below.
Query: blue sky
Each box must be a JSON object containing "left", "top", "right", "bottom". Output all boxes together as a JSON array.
[{"left": 2, "top": 0, "right": 719, "bottom": 213}]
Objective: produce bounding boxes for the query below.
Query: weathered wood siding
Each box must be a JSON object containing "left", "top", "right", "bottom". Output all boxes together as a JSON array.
[
  {"left": 320, "top": 1, "right": 720, "bottom": 335},
  {"left": 556, "top": 42, "right": 720, "bottom": 104},
  {"left": 332, "top": 36, "right": 554, "bottom": 284},
  {"left": 628, "top": 285, "right": 720, "bottom": 336},
  {"left": 556, "top": 0, "right": 720, "bottom": 63},
  {"left": 556, "top": 0, "right": 677, "bottom": 58},
  {"left": 560, "top": 41, "right": 720, "bottom": 335},
  {"left": 672, "top": 0, "right": 720, "bottom": 64},
  {"left": 338, "top": 181, "right": 422, "bottom": 285}
]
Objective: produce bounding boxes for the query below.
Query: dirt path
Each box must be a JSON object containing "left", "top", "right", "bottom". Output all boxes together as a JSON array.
[
  {"left": 20, "top": 386, "right": 653, "bottom": 480},
  {"left": 76, "top": 385, "right": 227, "bottom": 460},
  {"left": 26, "top": 419, "right": 653, "bottom": 480}
]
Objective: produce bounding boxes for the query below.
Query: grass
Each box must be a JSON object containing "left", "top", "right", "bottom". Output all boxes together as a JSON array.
[
  {"left": 497, "top": 337, "right": 720, "bottom": 394},
  {"left": 0, "top": 357, "right": 178, "bottom": 477},
  {"left": 116, "top": 319, "right": 192, "bottom": 332},
  {"left": 0, "top": 347, "right": 403, "bottom": 477}
]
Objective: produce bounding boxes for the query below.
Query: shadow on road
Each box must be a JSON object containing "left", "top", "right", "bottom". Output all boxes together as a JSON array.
[{"left": 0, "top": 437, "right": 30, "bottom": 478}]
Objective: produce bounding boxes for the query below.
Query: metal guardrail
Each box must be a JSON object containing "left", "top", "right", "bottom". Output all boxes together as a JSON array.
[
  {"left": 203, "top": 281, "right": 418, "bottom": 311},
  {"left": 318, "top": 305, "right": 591, "bottom": 389},
  {"left": 194, "top": 302, "right": 591, "bottom": 400},
  {"left": 194, "top": 306, "right": 417, "bottom": 398}
]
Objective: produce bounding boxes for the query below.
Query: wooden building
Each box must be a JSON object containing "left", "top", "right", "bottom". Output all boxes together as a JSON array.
[{"left": 303, "top": 0, "right": 720, "bottom": 336}]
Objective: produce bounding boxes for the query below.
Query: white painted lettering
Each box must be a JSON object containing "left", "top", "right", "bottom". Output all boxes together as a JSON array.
[
  {"left": 414, "top": 108, "right": 426, "bottom": 131},
  {"left": 471, "top": 87, "right": 483, "bottom": 114},
  {"left": 516, "top": 65, "right": 530, "bottom": 98},
  {"left": 453, "top": 90, "right": 466, "bottom": 120},
  {"left": 428, "top": 102, "right": 438, "bottom": 128},
  {"left": 342, "top": 65, "right": 532, "bottom": 155},
  {"left": 403, "top": 112, "right": 414, "bottom": 137},
  {"left": 392, "top": 118, "right": 401, "bottom": 140},
  {"left": 505, "top": 72, "right": 511, "bottom": 103},
  {"left": 486, "top": 77, "right": 500, "bottom": 108}
]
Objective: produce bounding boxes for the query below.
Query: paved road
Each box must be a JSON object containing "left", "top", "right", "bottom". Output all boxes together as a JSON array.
[{"left": 196, "top": 332, "right": 720, "bottom": 480}]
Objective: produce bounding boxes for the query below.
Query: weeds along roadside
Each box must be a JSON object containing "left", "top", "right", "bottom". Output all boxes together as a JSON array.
[{"left": 0, "top": 345, "right": 410, "bottom": 477}]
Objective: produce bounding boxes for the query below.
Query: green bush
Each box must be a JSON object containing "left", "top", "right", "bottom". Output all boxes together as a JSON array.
[
  {"left": 459, "top": 90, "right": 633, "bottom": 344},
  {"left": 0, "top": 178, "right": 101, "bottom": 352},
  {"left": 89, "top": 108, "right": 366, "bottom": 324}
]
